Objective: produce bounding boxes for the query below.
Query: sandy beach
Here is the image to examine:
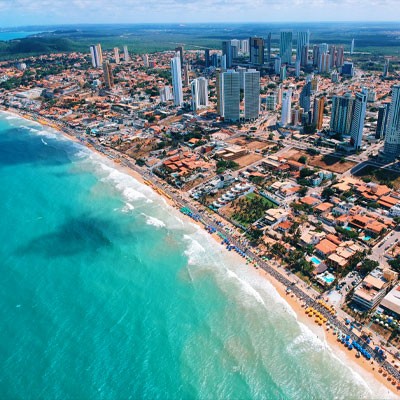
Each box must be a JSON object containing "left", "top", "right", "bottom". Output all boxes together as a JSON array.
[{"left": 4, "top": 107, "right": 400, "bottom": 396}]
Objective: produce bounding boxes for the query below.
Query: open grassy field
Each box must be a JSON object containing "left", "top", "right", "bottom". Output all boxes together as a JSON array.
[{"left": 283, "top": 148, "right": 357, "bottom": 174}]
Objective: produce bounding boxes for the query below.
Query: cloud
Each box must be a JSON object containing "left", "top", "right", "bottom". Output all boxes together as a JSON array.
[{"left": 0, "top": 0, "right": 399, "bottom": 25}]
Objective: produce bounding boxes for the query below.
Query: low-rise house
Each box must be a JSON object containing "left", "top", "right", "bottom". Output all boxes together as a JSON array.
[
  {"left": 315, "top": 239, "right": 338, "bottom": 258},
  {"left": 299, "top": 229, "right": 325, "bottom": 247},
  {"left": 300, "top": 196, "right": 321, "bottom": 207}
]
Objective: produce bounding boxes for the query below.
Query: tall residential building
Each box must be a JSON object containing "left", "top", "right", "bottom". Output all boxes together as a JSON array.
[
  {"left": 244, "top": 69, "right": 260, "bottom": 120},
  {"left": 280, "top": 31, "right": 293, "bottom": 64},
  {"left": 274, "top": 57, "right": 281, "bottom": 75},
  {"left": 280, "top": 65, "right": 286, "bottom": 81},
  {"left": 249, "top": 37, "right": 264, "bottom": 65},
  {"left": 336, "top": 46, "right": 345, "bottom": 68},
  {"left": 328, "top": 45, "right": 337, "bottom": 69},
  {"left": 300, "top": 45, "right": 309, "bottom": 67},
  {"left": 266, "top": 94, "right": 276, "bottom": 111},
  {"left": 277, "top": 84, "right": 283, "bottom": 106},
  {"left": 216, "top": 69, "right": 223, "bottom": 116},
  {"left": 295, "top": 60, "right": 300, "bottom": 78},
  {"left": 383, "top": 59, "right": 389, "bottom": 78},
  {"left": 113, "top": 47, "right": 120, "bottom": 64},
  {"left": 204, "top": 49, "right": 210, "bottom": 68},
  {"left": 221, "top": 54, "right": 227, "bottom": 71},
  {"left": 384, "top": 85, "right": 400, "bottom": 156},
  {"left": 266, "top": 32, "right": 272, "bottom": 61},
  {"left": 212, "top": 53, "right": 221, "bottom": 68},
  {"left": 159, "top": 86, "right": 173, "bottom": 102},
  {"left": 341, "top": 61, "right": 354, "bottom": 77},
  {"left": 280, "top": 88, "right": 292, "bottom": 126},
  {"left": 222, "top": 70, "right": 240, "bottom": 121},
  {"left": 171, "top": 55, "right": 183, "bottom": 107},
  {"left": 318, "top": 52, "right": 330, "bottom": 73},
  {"left": 175, "top": 46, "right": 184, "bottom": 66},
  {"left": 102, "top": 61, "right": 114, "bottom": 89},
  {"left": 311, "top": 76, "right": 319, "bottom": 91},
  {"left": 123, "top": 45, "right": 129, "bottom": 62},
  {"left": 330, "top": 93, "right": 355, "bottom": 135},
  {"left": 241, "top": 39, "right": 249, "bottom": 54},
  {"left": 313, "top": 97, "right": 325, "bottom": 130},
  {"left": 191, "top": 77, "right": 209, "bottom": 111},
  {"left": 222, "top": 41, "right": 233, "bottom": 69},
  {"left": 230, "top": 39, "right": 240, "bottom": 58},
  {"left": 236, "top": 66, "right": 246, "bottom": 90},
  {"left": 350, "top": 87, "right": 368, "bottom": 149},
  {"left": 376, "top": 104, "right": 390, "bottom": 139},
  {"left": 143, "top": 54, "right": 149, "bottom": 68},
  {"left": 300, "top": 81, "right": 312, "bottom": 113},
  {"left": 350, "top": 39, "right": 355, "bottom": 55},
  {"left": 296, "top": 31, "right": 309, "bottom": 63},
  {"left": 89, "top": 44, "right": 103, "bottom": 68},
  {"left": 183, "top": 64, "right": 189, "bottom": 87}
]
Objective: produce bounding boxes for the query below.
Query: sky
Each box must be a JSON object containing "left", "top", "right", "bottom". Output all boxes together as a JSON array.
[{"left": 0, "top": 0, "right": 399, "bottom": 27}]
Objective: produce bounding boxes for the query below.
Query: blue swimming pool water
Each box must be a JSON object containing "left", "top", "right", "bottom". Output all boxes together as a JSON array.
[
  {"left": 322, "top": 275, "right": 335, "bottom": 284},
  {"left": 311, "top": 257, "right": 321, "bottom": 265}
]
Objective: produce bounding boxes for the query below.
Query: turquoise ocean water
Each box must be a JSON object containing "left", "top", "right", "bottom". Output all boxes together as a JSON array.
[
  {"left": 0, "top": 32, "right": 43, "bottom": 41},
  {"left": 0, "top": 112, "right": 393, "bottom": 399}
]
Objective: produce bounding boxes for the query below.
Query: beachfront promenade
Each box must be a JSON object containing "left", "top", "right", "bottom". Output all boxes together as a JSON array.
[
  {"left": 83, "top": 137, "right": 400, "bottom": 381},
  {"left": 2, "top": 110, "right": 392, "bottom": 383}
]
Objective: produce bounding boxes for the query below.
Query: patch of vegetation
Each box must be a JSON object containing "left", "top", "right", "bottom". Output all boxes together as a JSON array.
[{"left": 231, "top": 193, "right": 275, "bottom": 226}]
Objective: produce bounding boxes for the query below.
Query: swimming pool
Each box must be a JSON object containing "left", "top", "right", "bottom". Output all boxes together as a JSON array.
[
  {"left": 311, "top": 256, "right": 321, "bottom": 265},
  {"left": 363, "top": 236, "right": 371, "bottom": 241},
  {"left": 322, "top": 275, "right": 335, "bottom": 284}
]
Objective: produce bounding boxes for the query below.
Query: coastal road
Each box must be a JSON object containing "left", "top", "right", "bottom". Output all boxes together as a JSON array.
[{"left": 83, "top": 139, "right": 400, "bottom": 381}]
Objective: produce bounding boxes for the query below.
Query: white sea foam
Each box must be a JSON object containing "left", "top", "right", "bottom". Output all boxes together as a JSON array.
[
  {"left": 142, "top": 213, "right": 166, "bottom": 228},
  {"left": 121, "top": 202, "right": 135, "bottom": 213},
  {"left": 226, "top": 269, "right": 266, "bottom": 306},
  {"left": 96, "top": 162, "right": 154, "bottom": 204},
  {"left": 183, "top": 234, "right": 206, "bottom": 265},
  {"left": 41, "top": 138, "right": 48, "bottom": 145}
]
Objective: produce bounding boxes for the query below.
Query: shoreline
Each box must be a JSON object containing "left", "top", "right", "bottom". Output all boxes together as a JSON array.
[{"left": 1, "top": 108, "right": 399, "bottom": 396}]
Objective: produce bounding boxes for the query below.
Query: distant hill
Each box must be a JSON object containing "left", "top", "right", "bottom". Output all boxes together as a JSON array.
[{"left": 0, "top": 38, "right": 76, "bottom": 59}]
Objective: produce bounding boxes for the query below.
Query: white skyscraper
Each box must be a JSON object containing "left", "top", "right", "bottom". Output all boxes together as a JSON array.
[
  {"left": 236, "top": 66, "right": 246, "bottom": 90},
  {"left": 114, "top": 47, "right": 120, "bottom": 64},
  {"left": 295, "top": 60, "right": 301, "bottom": 78},
  {"left": 241, "top": 39, "right": 249, "bottom": 54},
  {"left": 244, "top": 69, "right": 260, "bottom": 120},
  {"left": 296, "top": 31, "right": 309, "bottom": 62},
  {"left": 280, "top": 88, "right": 292, "bottom": 126},
  {"left": 350, "top": 39, "right": 355, "bottom": 55},
  {"left": 171, "top": 55, "right": 183, "bottom": 107},
  {"left": 222, "top": 70, "right": 240, "bottom": 121},
  {"left": 384, "top": 84, "right": 400, "bottom": 157},
  {"left": 159, "top": 86, "right": 173, "bottom": 102},
  {"left": 350, "top": 87, "right": 368, "bottom": 149},
  {"left": 143, "top": 54, "right": 149, "bottom": 68},
  {"left": 221, "top": 54, "right": 227, "bottom": 71},
  {"left": 274, "top": 57, "right": 281, "bottom": 75},
  {"left": 123, "top": 45, "right": 130, "bottom": 62},
  {"left": 191, "top": 77, "right": 209, "bottom": 111},
  {"left": 89, "top": 44, "right": 103, "bottom": 68}
]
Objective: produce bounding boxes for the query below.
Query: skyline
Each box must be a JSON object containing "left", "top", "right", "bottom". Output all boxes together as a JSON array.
[{"left": 1, "top": 1, "right": 400, "bottom": 27}]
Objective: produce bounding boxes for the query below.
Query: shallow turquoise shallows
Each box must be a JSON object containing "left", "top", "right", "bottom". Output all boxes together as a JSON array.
[{"left": 0, "top": 112, "right": 388, "bottom": 399}]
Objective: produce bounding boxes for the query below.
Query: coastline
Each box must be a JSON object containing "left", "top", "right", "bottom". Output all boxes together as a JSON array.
[{"left": 1, "top": 108, "right": 399, "bottom": 396}]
